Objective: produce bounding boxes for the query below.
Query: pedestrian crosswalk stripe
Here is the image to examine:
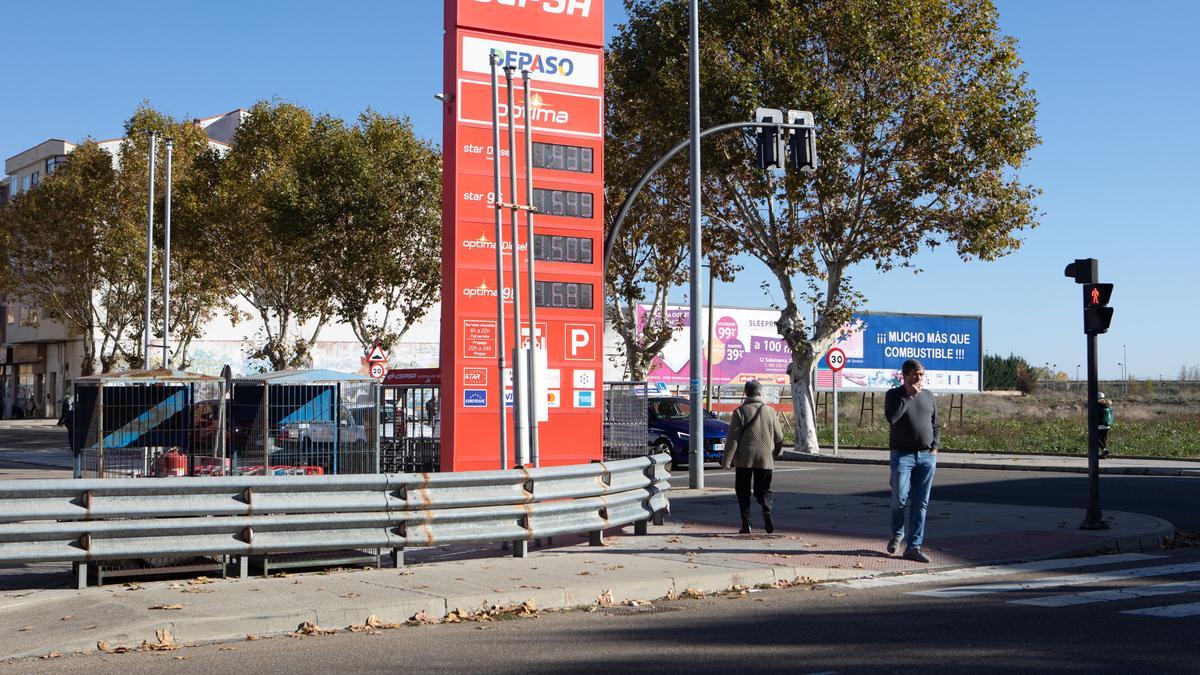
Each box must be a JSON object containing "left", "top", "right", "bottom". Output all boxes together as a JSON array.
[
  {"left": 1011, "top": 580, "right": 1200, "bottom": 607},
  {"left": 910, "top": 562, "right": 1200, "bottom": 598},
  {"left": 835, "top": 553, "right": 1164, "bottom": 590},
  {"left": 1121, "top": 601, "right": 1200, "bottom": 618}
]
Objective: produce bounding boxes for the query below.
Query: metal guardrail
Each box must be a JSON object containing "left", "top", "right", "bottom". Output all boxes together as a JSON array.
[{"left": 0, "top": 455, "right": 671, "bottom": 585}]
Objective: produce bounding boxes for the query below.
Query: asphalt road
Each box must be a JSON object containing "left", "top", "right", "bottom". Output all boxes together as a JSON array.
[
  {"left": 6, "top": 547, "right": 1199, "bottom": 674},
  {"left": 671, "top": 461, "right": 1200, "bottom": 532}
]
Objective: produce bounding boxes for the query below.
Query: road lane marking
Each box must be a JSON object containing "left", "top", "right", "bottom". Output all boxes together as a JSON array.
[
  {"left": 1012, "top": 580, "right": 1200, "bottom": 607},
  {"left": 1122, "top": 601, "right": 1200, "bottom": 618},
  {"left": 910, "top": 562, "right": 1200, "bottom": 598},
  {"left": 835, "top": 553, "right": 1165, "bottom": 590}
]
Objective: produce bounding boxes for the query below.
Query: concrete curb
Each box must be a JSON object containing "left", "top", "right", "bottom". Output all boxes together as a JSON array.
[
  {"left": 0, "top": 566, "right": 859, "bottom": 661},
  {"left": 2, "top": 515, "right": 1177, "bottom": 662},
  {"left": 781, "top": 451, "right": 1200, "bottom": 477}
]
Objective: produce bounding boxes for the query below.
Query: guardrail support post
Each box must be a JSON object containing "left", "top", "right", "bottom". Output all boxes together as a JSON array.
[
  {"left": 392, "top": 548, "right": 404, "bottom": 568},
  {"left": 238, "top": 555, "right": 248, "bottom": 579},
  {"left": 74, "top": 562, "right": 87, "bottom": 589},
  {"left": 589, "top": 530, "right": 603, "bottom": 546},
  {"left": 653, "top": 510, "right": 665, "bottom": 526},
  {"left": 512, "top": 540, "right": 528, "bottom": 558},
  {"left": 634, "top": 520, "right": 648, "bottom": 536}
]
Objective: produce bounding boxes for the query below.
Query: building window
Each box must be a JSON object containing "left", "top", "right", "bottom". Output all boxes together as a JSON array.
[
  {"left": 22, "top": 175, "right": 31, "bottom": 191},
  {"left": 30, "top": 171, "right": 39, "bottom": 187},
  {"left": 45, "top": 156, "right": 67, "bottom": 174}
]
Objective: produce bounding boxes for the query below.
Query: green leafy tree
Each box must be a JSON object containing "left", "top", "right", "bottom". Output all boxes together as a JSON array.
[
  {"left": 202, "top": 100, "right": 332, "bottom": 371},
  {"left": 609, "top": 0, "right": 1040, "bottom": 451},
  {"left": 298, "top": 110, "right": 442, "bottom": 355},
  {"left": 118, "top": 104, "right": 237, "bottom": 369},
  {"left": 0, "top": 142, "right": 144, "bottom": 374}
]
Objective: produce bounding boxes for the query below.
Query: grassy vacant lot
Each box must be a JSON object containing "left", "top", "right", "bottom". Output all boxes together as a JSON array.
[{"left": 791, "top": 381, "right": 1200, "bottom": 459}]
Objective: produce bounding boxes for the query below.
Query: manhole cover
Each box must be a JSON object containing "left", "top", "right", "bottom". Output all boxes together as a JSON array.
[{"left": 597, "top": 604, "right": 684, "bottom": 616}]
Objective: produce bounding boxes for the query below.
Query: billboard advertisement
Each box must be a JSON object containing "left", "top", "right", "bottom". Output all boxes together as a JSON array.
[
  {"left": 440, "top": 0, "right": 605, "bottom": 470},
  {"left": 638, "top": 306, "right": 982, "bottom": 393},
  {"left": 638, "top": 305, "right": 792, "bottom": 386},
  {"left": 816, "top": 312, "right": 983, "bottom": 393}
]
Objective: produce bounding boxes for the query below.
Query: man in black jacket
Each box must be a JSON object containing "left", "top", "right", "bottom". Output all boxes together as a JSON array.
[{"left": 884, "top": 358, "right": 940, "bottom": 563}]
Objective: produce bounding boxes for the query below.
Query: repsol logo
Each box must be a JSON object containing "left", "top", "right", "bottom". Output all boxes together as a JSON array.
[
  {"left": 491, "top": 48, "right": 573, "bottom": 77},
  {"left": 473, "top": 0, "right": 592, "bottom": 18}
]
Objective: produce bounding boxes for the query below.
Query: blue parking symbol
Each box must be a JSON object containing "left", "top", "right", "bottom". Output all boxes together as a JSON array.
[{"left": 464, "top": 389, "right": 488, "bottom": 408}]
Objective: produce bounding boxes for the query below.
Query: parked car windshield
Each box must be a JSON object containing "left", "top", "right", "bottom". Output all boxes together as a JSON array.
[{"left": 649, "top": 398, "right": 691, "bottom": 420}]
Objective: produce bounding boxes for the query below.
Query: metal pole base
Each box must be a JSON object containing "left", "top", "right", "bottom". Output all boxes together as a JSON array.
[
  {"left": 589, "top": 530, "right": 604, "bottom": 546},
  {"left": 511, "top": 540, "right": 528, "bottom": 558},
  {"left": 653, "top": 510, "right": 665, "bottom": 526},
  {"left": 1079, "top": 517, "right": 1110, "bottom": 530},
  {"left": 392, "top": 548, "right": 405, "bottom": 569},
  {"left": 634, "top": 520, "right": 648, "bottom": 536}
]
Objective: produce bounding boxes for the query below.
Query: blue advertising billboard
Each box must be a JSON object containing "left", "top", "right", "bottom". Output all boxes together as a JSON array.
[{"left": 816, "top": 312, "right": 982, "bottom": 393}]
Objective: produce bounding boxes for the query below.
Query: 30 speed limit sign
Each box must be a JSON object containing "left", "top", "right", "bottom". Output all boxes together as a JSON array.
[{"left": 826, "top": 347, "right": 847, "bottom": 372}]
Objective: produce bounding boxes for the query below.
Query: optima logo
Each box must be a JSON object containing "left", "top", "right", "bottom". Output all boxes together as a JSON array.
[{"left": 491, "top": 47, "right": 573, "bottom": 77}]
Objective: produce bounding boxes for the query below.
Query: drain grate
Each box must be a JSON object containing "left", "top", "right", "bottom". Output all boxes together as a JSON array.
[{"left": 597, "top": 604, "right": 685, "bottom": 616}]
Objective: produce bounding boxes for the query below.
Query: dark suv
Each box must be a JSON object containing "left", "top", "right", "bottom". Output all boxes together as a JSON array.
[{"left": 647, "top": 396, "right": 729, "bottom": 470}]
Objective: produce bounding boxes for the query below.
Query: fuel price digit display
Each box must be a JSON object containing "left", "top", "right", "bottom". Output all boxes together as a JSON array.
[
  {"left": 532, "top": 188, "right": 593, "bottom": 219},
  {"left": 533, "top": 234, "right": 593, "bottom": 264},
  {"left": 534, "top": 281, "right": 593, "bottom": 309},
  {"left": 532, "top": 142, "right": 594, "bottom": 173}
]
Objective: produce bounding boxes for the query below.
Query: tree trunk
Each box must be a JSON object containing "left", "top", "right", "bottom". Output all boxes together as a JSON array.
[{"left": 789, "top": 353, "right": 820, "bottom": 454}]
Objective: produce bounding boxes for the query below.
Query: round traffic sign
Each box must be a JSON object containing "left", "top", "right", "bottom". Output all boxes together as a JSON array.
[
  {"left": 369, "top": 362, "right": 386, "bottom": 380},
  {"left": 826, "top": 347, "right": 847, "bottom": 372}
]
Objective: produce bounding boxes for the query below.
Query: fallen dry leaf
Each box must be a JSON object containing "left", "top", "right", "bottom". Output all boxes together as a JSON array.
[
  {"left": 60, "top": 616, "right": 76, "bottom": 621},
  {"left": 41, "top": 652, "right": 63, "bottom": 659},
  {"left": 149, "top": 604, "right": 184, "bottom": 610},
  {"left": 139, "top": 628, "right": 178, "bottom": 651},
  {"left": 291, "top": 621, "right": 337, "bottom": 637},
  {"left": 365, "top": 615, "right": 402, "bottom": 630},
  {"left": 339, "top": 592, "right": 361, "bottom": 599},
  {"left": 406, "top": 610, "right": 441, "bottom": 626},
  {"left": 219, "top": 646, "right": 238, "bottom": 652},
  {"left": 831, "top": 592, "right": 848, "bottom": 598},
  {"left": 189, "top": 576, "right": 214, "bottom": 585},
  {"left": 84, "top": 624, "right": 97, "bottom": 630},
  {"left": 578, "top": 571, "right": 594, "bottom": 576},
  {"left": 598, "top": 589, "right": 615, "bottom": 607},
  {"left": 19, "top": 625, "right": 32, "bottom": 632},
  {"left": 245, "top": 634, "right": 260, "bottom": 641}
]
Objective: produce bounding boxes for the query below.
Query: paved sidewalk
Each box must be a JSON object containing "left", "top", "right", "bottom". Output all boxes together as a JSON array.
[
  {"left": 0, "top": 485, "right": 1173, "bottom": 661},
  {"left": 782, "top": 447, "right": 1200, "bottom": 476}
]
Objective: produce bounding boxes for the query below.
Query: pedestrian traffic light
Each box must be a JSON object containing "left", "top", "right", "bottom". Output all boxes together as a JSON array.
[
  {"left": 1082, "top": 283, "right": 1114, "bottom": 334},
  {"left": 1064, "top": 258, "right": 1098, "bottom": 284},
  {"left": 754, "top": 108, "right": 786, "bottom": 170},
  {"left": 786, "top": 110, "right": 818, "bottom": 173}
]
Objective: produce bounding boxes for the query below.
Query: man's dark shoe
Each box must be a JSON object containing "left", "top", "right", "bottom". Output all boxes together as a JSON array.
[
  {"left": 764, "top": 512, "right": 774, "bottom": 534},
  {"left": 739, "top": 523, "right": 753, "bottom": 534},
  {"left": 903, "top": 547, "right": 931, "bottom": 564},
  {"left": 1099, "top": 449, "right": 1110, "bottom": 459},
  {"left": 887, "top": 535, "right": 902, "bottom": 555}
]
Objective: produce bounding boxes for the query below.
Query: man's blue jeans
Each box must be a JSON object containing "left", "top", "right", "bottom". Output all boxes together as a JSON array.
[{"left": 890, "top": 450, "right": 937, "bottom": 550}]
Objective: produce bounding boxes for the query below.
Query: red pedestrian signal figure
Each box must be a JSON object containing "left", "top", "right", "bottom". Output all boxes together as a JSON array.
[{"left": 1081, "top": 283, "right": 1114, "bottom": 334}]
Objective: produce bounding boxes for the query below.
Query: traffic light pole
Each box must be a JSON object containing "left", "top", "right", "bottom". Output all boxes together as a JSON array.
[
  {"left": 601, "top": 120, "right": 816, "bottom": 276},
  {"left": 1081, "top": 330, "right": 1107, "bottom": 529}
]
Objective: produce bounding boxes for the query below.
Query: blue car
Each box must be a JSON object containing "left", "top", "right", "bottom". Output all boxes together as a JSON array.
[{"left": 647, "top": 396, "right": 729, "bottom": 470}]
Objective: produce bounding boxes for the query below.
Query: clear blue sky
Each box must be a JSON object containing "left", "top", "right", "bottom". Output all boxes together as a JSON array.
[{"left": 3, "top": 1, "right": 1197, "bottom": 380}]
